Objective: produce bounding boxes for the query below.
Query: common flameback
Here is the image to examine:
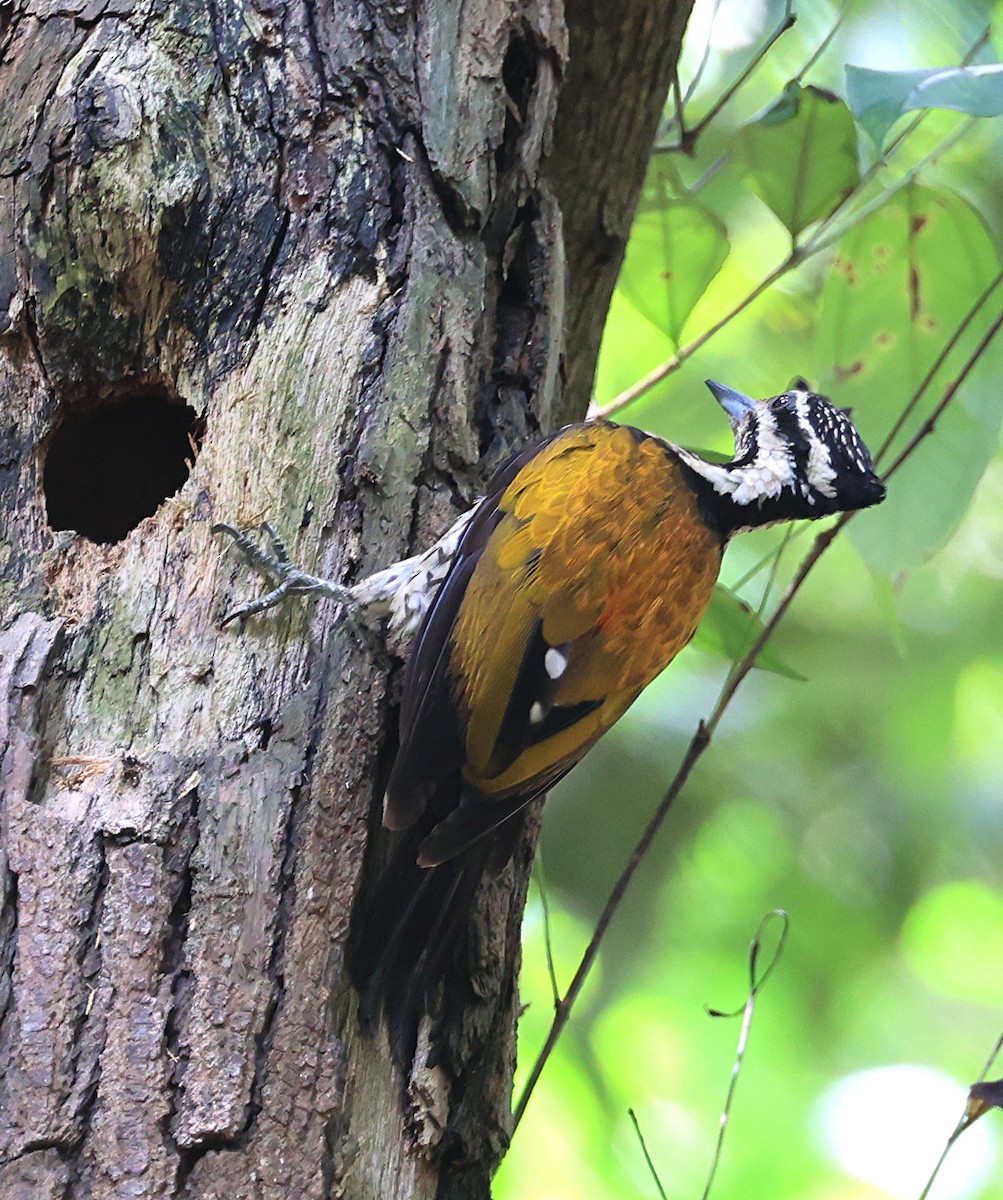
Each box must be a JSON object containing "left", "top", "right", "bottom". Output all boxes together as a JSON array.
[{"left": 216, "top": 378, "right": 886, "bottom": 1063}]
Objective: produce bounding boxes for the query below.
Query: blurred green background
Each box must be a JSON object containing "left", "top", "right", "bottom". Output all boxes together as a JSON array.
[{"left": 495, "top": 1, "right": 1003, "bottom": 1197}]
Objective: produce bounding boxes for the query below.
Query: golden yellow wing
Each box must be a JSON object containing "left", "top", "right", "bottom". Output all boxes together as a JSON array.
[{"left": 449, "top": 422, "right": 723, "bottom": 798}]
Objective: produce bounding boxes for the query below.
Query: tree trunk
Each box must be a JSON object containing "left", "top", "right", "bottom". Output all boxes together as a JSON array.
[{"left": 0, "top": 2, "right": 691, "bottom": 1197}]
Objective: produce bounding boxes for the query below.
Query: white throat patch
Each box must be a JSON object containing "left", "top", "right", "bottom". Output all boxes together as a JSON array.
[
  {"left": 675, "top": 412, "right": 796, "bottom": 506},
  {"left": 676, "top": 389, "right": 841, "bottom": 508}
]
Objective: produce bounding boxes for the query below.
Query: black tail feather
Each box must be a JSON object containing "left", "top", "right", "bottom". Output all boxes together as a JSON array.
[{"left": 348, "top": 823, "right": 491, "bottom": 1066}]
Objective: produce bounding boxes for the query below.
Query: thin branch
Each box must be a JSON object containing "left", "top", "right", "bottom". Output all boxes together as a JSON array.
[
  {"left": 513, "top": 306, "right": 1003, "bottom": 1130},
  {"left": 720, "top": 264, "right": 1003, "bottom": 601},
  {"left": 729, "top": 543, "right": 793, "bottom": 595},
  {"left": 689, "top": 150, "right": 729, "bottom": 195},
  {"left": 591, "top": 113, "right": 976, "bottom": 420},
  {"left": 600, "top": 20, "right": 992, "bottom": 421},
  {"left": 808, "top": 117, "right": 974, "bottom": 260},
  {"left": 882, "top": 306, "right": 1003, "bottom": 483},
  {"left": 680, "top": 0, "right": 724, "bottom": 110},
  {"left": 626, "top": 914, "right": 789, "bottom": 1200},
  {"left": 512, "top": 723, "right": 711, "bottom": 1129},
  {"left": 670, "top": 64, "right": 688, "bottom": 151},
  {"left": 794, "top": 0, "right": 856, "bottom": 83},
  {"left": 875, "top": 269, "right": 1003, "bottom": 462},
  {"left": 628, "top": 1109, "right": 669, "bottom": 1200},
  {"left": 918, "top": 1029, "right": 1003, "bottom": 1200},
  {"left": 700, "top": 911, "right": 789, "bottom": 1200},
  {"left": 534, "top": 857, "right": 561, "bottom": 1007},
  {"left": 974, "top": 1030, "right": 1003, "bottom": 1087},
  {"left": 757, "top": 523, "right": 795, "bottom": 615},
  {"left": 682, "top": 2, "right": 797, "bottom": 151},
  {"left": 589, "top": 250, "right": 800, "bottom": 418},
  {"left": 808, "top": 26, "right": 989, "bottom": 245},
  {"left": 673, "top": 3, "right": 857, "bottom": 198}
]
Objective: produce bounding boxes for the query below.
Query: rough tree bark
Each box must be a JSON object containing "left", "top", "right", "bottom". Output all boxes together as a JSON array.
[{"left": 0, "top": 1, "right": 692, "bottom": 1197}]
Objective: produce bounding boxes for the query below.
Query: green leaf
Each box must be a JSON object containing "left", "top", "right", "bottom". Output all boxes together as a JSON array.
[
  {"left": 846, "top": 63, "right": 1003, "bottom": 147},
  {"left": 693, "top": 584, "right": 805, "bottom": 680},
  {"left": 617, "top": 199, "right": 730, "bottom": 347},
  {"left": 814, "top": 184, "right": 1003, "bottom": 578},
  {"left": 734, "top": 82, "right": 860, "bottom": 239}
]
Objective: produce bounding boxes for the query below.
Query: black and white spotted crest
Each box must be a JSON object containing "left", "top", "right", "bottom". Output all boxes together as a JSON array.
[{"left": 680, "top": 380, "right": 886, "bottom": 533}]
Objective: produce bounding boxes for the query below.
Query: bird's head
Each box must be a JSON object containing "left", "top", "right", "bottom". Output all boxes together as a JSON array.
[{"left": 699, "top": 378, "right": 886, "bottom": 523}]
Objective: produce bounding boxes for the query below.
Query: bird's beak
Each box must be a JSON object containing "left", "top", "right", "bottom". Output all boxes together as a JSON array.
[{"left": 705, "top": 380, "right": 758, "bottom": 428}]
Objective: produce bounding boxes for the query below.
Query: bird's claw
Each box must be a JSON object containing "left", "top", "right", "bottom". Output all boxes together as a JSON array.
[{"left": 213, "top": 522, "right": 354, "bottom": 627}]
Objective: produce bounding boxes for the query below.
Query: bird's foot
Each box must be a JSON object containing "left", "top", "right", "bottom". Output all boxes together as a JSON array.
[{"left": 212, "top": 522, "right": 355, "bottom": 626}]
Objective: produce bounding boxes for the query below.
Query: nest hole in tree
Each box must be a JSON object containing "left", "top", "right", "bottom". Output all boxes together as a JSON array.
[{"left": 43, "top": 388, "right": 205, "bottom": 544}]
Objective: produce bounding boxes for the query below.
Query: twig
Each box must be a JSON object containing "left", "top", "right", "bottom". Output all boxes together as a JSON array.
[
  {"left": 628, "top": 1109, "right": 669, "bottom": 1200},
  {"left": 675, "top": 0, "right": 864, "bottom": 192},
  {"left": 670, "top": 64, "right": 688, "bottom": 151},
  {"left": 689, "top": 151, "right": 729, "bottom": 195},
  {"left": 591, "top": 112, "right": 976, "bottom": 420},
  {"left": 669, "top": 2, "right": 797, "bottom": 154},
  {"left": 808, "top": 26, "right": 990, "bottom": 246},
  {"left": 974, "top": 1030, "right": 1003, "bottom": 1087},
  {"left": 794, "top": 0, "right": 856, "bottom": 83},
  {"left": 875, "top": 269, "right": 1003, "bottom": 463},
  {"left": 882, "top": 307, "right": 1003, "bottom": 483},
  {"left": 756, "top": 523, "right": 795, "bottom": 616},
  {"left": 701, "top": 911, "right": 789, "bottom": 1200},
  {"left": 626, "top": 914, "right": 789, "bottom": 1200},
  {"left": 807, "top": 117, "right": 974, "bottom": 260},
  {"left": 596, "top": 19, "right": 992, "bottom": 422},
  {"left": 680, "top": 0, "right": 724, "bottom": 110},
  {"left": 707, "top": 263, "right": 1003, "bottom": 603},
  {"left": 513, "top": 303, "right": 1003, "bottom": 1130},
  {"left": 534, "top": 857, "right": 561, "bottom": 1008},
  {"left": 589, "top": 249, "right": 801, "bottom": 418},
  {"left": 917, "top": 1029, "right": 1003, "bottom": 1200},
  {"left": 512, "top": 723, "right": 711, "bottom": 1129}
]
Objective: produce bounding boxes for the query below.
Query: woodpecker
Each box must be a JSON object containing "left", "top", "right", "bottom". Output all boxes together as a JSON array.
[{"left": 216, "top": 378, "right": 885, "bottom": 1060}]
